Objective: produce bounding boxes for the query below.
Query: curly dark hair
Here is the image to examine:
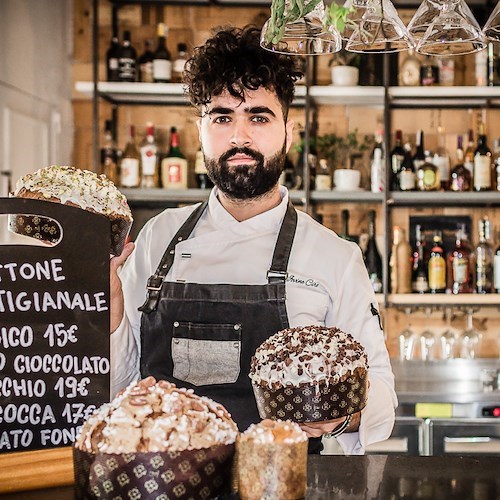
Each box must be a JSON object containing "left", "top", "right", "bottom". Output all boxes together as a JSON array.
[{"left": 183, "top": 25, "right": 303, "bottom": 118}]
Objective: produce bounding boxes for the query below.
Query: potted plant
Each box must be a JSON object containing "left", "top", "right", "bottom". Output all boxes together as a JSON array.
[{"left": 328, "top": 49, "right": 361, "bottom": 86}]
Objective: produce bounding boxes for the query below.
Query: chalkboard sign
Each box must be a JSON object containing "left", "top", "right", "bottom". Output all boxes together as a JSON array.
[{"left": 0, "top": 198, "right": 110, "bottom": 453}]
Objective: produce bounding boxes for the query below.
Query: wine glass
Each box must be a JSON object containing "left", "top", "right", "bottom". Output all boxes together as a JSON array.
[
  {"left": 459, "top": 308, "right": 482, "bottom": 359},
  {"left": 345, "top": 0, "right": 415, "bottom": 53},
  {"left": 419, "top": 307, "right": 436, "bottom": 361},
  {"left": 399, "top": 307, "right": 417, "bottom": 361},
  {"left": 439, "top": 307, "right": 457, "bottom": 359},
  {"left": 260, "top": 0, "right": 342, "bottom": 55},
  {"left": 415, "top": 0, "right": 486, "bottom": 56},
  {"left": 483, "top": 1, "right": 500, "bottom": 41}
]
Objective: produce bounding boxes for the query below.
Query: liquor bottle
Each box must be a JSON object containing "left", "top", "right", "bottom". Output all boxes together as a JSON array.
[
  {"left": 297, "top": 130, "right": 317, "bottom": 190},
  {"left": 390, "top": 130, "right": 405, "bottom": 191},
  {"left": 450, "top": 135, "right": 471, "bottom": 191},
  {"left": 118, "top": 30, "right": 137, "bottom": 82},
  {"left": 153, "top": 23, "right": 172, "bottom": 83},
  {"left": 139, "top": 122, "right": 159, "bottom": 188},
  {"left": 494, "top": 231, "right": 500, "bottom": 294},
  {"left": 398, "top": 49, "right": 421, "bottom": 86},
  {"left": 437, "top": 57, "right": 454, "bottom": 86},
  {"left": 463, "top": 129, "right": 475, "bottom": 178},
  {"left": 364, "top": 210, "right": 383, "bottom": 293},
  {"left": 420, "top": 56, "right": 439, "bottom": 86},
  {"left": 428, "top": 232, "right": 446, "bottom": 294},
  {"left": 372, "top": 128, "right": 385, "bottom": 160},
  {"left": 473, "top": 122, "right": 492, "bottom": 191},
  {"left": 398, "top": 143, "right": 416, "bottom": 191},
  {"left": 137, "top": 39, "right": 154, "bottom": 83},
  {"left": 315, "top": 159, "right": 332, "bottom": 191},
  {"left": 491, "top": 138, "right": 500, "bottom": 191},
  {"left": 390, "top": 226, "right": 412, "bottom": 294},
  {"left": 412, "top": 224, "right": 429, "bottom": 293},
  {"left": 339, "top": 209, "right": 358, "bottom": 244},
  {"left": 475, "top": 217, "right": 493, "bottom": 293},
  {"left": 172, "top": 43, "right": 188, "bottom": 83},
  {"left": 433, "top": 125, "right": 450, "bottom": 190},
  {"left": 448, "top": 224, "right": 472, "bottom": 294},
  {"left": 476, "top": 48, "right": 488, "bottom": 86},
  {"left": 106, "top": 34, "right": 120, "bottom": 82},
  {"left": 487, "top": 41, "right": 500, "bottom": 87},
  {"left": 416, "top": 159, "right": 440, "bottom": 191},
  {"left": 370, "top": 147, "right": 384, "bottom": 193},
  {"left": 161, "top": 127, "right": 188, "bottom": 189},
  {"left": 194, "top": 149, "right": 213, "bottom": 189},
  {"left": 100, "top": 119, "right": 119, "bottom": 185},
  {"left": 120, "top": 125, "right": 141, "bottom": 188},
  {"left": 413, "top": 130, "right": 426, "bottom": 170}
]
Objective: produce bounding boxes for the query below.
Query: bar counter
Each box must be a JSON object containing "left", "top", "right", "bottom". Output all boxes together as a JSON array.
[{"left": 2, "top": 454, "right": 499, "bottom": 499}]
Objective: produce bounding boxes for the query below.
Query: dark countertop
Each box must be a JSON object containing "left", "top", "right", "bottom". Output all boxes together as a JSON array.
[{"left": 3, "top": 455, "right": 500, "bottom": 499}]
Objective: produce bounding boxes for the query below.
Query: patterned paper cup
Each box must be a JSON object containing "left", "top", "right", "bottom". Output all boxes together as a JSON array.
[
  {"left": 252, "top": 370, "right": 368, "bottom": 423},
  {"left": 73, "top": 443, "right": 235, "bottom": 500},
  {"left": 8, "top": 214, "right": 131, "bottom": 255}
]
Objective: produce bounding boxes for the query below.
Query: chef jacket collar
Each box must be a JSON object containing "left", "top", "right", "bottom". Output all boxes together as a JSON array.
[{"left": 207, "top": 185, "right": 290, "bottom": 236}]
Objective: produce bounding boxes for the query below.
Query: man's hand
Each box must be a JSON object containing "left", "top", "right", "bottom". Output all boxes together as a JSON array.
[
  {"left": 110, "top": 241, "right": 135, "bottom": 334},
  {"left": 299, "top": 412, "right": 360, "bottom": 438}
]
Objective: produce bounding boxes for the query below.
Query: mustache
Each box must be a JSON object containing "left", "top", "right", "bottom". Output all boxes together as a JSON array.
[{"left": 219, "top": 147, "right": 264, "bottom": 164}]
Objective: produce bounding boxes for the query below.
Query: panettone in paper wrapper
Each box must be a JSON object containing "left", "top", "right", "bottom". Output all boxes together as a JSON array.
[
  {"left": 73, "top": 377, "right": 238, "bottom": 500},
  {"left": 10, "top": 165, "right": 132, "bottom": 256},
  {"left": 249, "top": 325, "right": 368, "bottom": 423}
]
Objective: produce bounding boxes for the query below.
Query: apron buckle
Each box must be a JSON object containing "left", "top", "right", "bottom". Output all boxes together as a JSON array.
[
  {"left": 267, "top": 270, "right": 288, "bottom": 281},
  {"left": 146, "top": 275, "right": 163, "bottom": 291}
]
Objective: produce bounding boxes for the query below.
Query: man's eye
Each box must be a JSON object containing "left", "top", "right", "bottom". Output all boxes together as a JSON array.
[
  {"left": 213, "top": 116, "right": 230, "bottom": 124},
  {"left": 251, "top": 116, "right": 269, "bottom": 123}
]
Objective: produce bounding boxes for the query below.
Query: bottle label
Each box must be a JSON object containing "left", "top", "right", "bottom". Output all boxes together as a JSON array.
[
  {"left": 153, "top": 59, "right": 172, "bottom": 81},
  {"left": 194, "top": 151, "right": 207, "bottom": 174},
  {"left": 494, "top": 254, "right": 500, "bottom": 290},
  {"left": 120, "top": 158, "right": 140, "bottom": 187},
  {"left": 140, "top": 62, "right": 154, "bottom": 83},
  {"left": 161, "top": 157, "right": 188, "bottom": 189},
  {"left": 476, "top": 261, "right": 492, "bottom": 288},
  {"left": 433, "top": 155, "right": 450, "bottom": 181},
  {"left": 429, "top": 255, "right": 446, "bottom": 290},
  {"left": 423, "top": 168, "right": 437, "bottom": 187},
  {"left": 119, "top": 58, "right": 136, "bottom": 80},
  {"left": 474, "top": 155, "right": 492, "bottom": 189},
  {"left": 452, "top": 257, "right": 468, "bottom": 284},
  {"left": 140, "top": 146, "right": 157, "bottom": 176},
  {"left": 371, "top": 161, "right": 384, "bottom": 193},
  {"left": 399, "top": 170, "right": 416, "bottom": 190},
  {"left": 109, "top": 57, "right": 118, "bottom": 70}
]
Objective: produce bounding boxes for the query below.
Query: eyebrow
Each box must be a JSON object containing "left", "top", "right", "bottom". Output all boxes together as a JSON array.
[{"left": 207, "top": 106, "right": 277, "bottom": 118}]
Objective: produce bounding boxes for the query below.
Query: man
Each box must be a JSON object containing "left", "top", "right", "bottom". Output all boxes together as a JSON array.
[{"left": 110, "top": 25, "right": 396, "bottom": 454}]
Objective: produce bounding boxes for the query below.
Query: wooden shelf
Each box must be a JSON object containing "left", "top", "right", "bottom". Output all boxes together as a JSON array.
[
  {"left": 388, "top": 191, "right": 500, "bottom": 207},
  {"left": 387, "top": 294, "right": 500, "bottom": 308}
]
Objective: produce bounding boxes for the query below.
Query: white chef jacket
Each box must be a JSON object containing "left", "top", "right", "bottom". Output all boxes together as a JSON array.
[{"left": 111, "top": 186, "right": 397, "bottom": 454}]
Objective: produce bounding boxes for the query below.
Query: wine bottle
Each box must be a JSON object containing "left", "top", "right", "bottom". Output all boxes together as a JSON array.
[
  {"left": 448, "top": 224, "right": 472, "bottom": 294},
  {"left": 433, "top": 125, "right": 450, "bottom": 190},
  {"left": 420, "top": 56, "right": 439, "bottom": 86},
  {"left": 475, "top": 217, "right": 493, "bottom": 293},
  {"left": 450, "top": 135, "right": 471, "bottom": 192},
  {"left": 473, "top": 122, "right": 492, "bottom": 191},
  {"left": 364, "top": 210, "right": 383, "bottom": 293},
  {"left": 194, "top": 149, "right": 213, "bottom": 189},
  {"left": 106, "top": 34, "right": 120, "bottom": 82},
  {"left": 398, "top": 143, "right": 416, "bottom": 192},
  {"left": 172, "top": 42, "right": 188, "bottom": 83},
  {"left": 139, "top": 122, "right": 159, "bottom": 188},
  {"left": 487, "top": 41, "right": 500, "bottom": 87},
  {"left": 398, "top": 49, "right": 421, "bottom": 87},
  {"left": 153, "top": 23, "right": 172, "bottom": 83},
  {"left": 118, "top": 30, "right": 137, "bottom": 82},
  {"left": 161, "top": 127, "right": 188, "bottom": 189},
  {"left": 100, "top": 119, "right": 118, "bottom": 184},
  {"left": 412, "top": 224, "right": 429, "bottom": 293},
  {"left": 492, "top": 138, "right": 500, "bottom": 191},
  {"left": 370, "top": 147, "right": 384, "bottom": 193},
  {"left": 339, "top": 209, "right": 358, "bottom": 244},
  {"left": 494, "top": 232, "right": 500, "bottom": 294},
  {"left": 390, "top": 130, "right": 405, "bottom": 191},
  {"left": 464, "top": 129, "right": 475, "bottom": 177},
  {"left": 120, "top": 125, "right": 141, "bottom": 188},
  {"left": 413, "top": 130, "right": 426, "bottom": 170},
  {"left": 137, "top": 39, "right": 154, "bottom": 83},
  {"left": 428, "top": 232, "right": 446, "bottom": 294}
]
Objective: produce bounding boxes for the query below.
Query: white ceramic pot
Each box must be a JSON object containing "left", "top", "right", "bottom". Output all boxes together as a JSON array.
[
  {"left": 334, "top": 168, "right": 361, "bottom": 191},
  {"left": 331, "top": 66, "right": 359, "bottom": 86}
]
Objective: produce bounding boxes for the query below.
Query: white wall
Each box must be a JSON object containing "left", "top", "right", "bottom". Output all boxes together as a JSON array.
[{"left": 0, "top": 0, "right": 74, "bottom": 192}]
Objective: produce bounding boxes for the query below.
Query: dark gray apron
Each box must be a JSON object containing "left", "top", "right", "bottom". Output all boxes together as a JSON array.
[{"left": 138, "top": 200, "right": 297, "bottom": 432}]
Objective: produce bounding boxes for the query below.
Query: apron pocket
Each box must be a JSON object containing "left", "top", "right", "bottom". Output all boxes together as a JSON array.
[{"left": 171, "top": 321, "right": 242, "bottom": 386}]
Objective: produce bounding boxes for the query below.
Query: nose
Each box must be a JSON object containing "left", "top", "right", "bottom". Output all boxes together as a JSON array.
[{"left": 230, "top": 120, "right": 252, "bottom": 148}]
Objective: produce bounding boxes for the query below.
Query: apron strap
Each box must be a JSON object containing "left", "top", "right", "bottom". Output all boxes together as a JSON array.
[
  {"left": 267, "top": 200, "right": 297, "bottom": 284},
  {"left": 139, "top": 201, "right": 208, "bottom": 313}
]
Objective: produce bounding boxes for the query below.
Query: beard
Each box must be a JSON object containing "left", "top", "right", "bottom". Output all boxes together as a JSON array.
[{"left": 204, "top": 142, "right": 287, "bottom": 200}]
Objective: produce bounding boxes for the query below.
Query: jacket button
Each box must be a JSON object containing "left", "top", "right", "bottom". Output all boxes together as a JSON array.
[
  {"left": 173, "top": 339, "right": 179, "bottom": 344},
  {"left": 234, "top": 324, "right": 241, "bottom": 330},
  {"left": 173, "top": 321, "right": 179, "bottom": 327}
]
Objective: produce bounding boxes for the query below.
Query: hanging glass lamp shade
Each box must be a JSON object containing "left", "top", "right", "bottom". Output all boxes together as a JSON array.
[{"left": 483, "top": 0, "right": 500, "bottom": 41}]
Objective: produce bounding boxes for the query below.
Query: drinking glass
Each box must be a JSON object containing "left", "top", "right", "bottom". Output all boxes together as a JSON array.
[
  {"left": 483, "top": 1, "right": 500, "bottom": 41},
  {"left": 260, "top": 0, "right": 342, "bottom": 55},
  {"left": 345, "top": 0, "right": 415, "bottom": 53},
  {"left": 399, "top": 307, "right": 417, "bottom": 361},
  {"left": 459, "top": 308, "right": 482, "bottom": 359},
  {"left": 419, "top": 307, "right": 436, "bottom": 361},
  {"left": 415, "top": 0, "right": 486, "bottom": 56},
  {"left": 439, "top": 307, "right": 457, "bottom": 359}
]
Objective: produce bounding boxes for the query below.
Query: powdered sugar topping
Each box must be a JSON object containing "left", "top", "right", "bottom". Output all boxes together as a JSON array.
[{"left": 241, "top": 419, "right": 307, "bottom": 444}]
